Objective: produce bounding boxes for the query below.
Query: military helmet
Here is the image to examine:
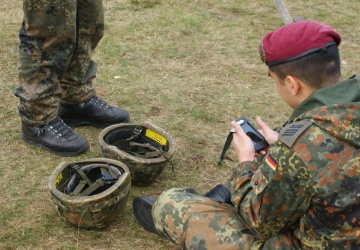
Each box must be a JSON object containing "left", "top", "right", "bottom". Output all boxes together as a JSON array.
[
  {"left": 98, "top": 122, "right": 175, "bottom": 186},
  {"left": 48, "top": 158, "right": 131, "bottom": 228}
]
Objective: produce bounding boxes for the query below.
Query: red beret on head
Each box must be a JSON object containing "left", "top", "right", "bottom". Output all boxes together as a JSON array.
[{"left": 259, "top": 21, "right": 341, "bottom": 66}]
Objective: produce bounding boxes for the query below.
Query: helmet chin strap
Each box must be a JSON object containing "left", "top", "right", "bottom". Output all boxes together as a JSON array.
[
  {"left": 110, "top": 126, "right": 167, "bottom": 159},
  {"left": 68, "top": 164, "right": 121, "bottom": 196}
]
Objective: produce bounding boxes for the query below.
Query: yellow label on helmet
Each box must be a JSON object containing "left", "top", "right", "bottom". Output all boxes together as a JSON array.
[
  {"left": 54, "top": 172, "right": 63, "bottom": 187},
  {"left": 145, "top": 129, "right": 167, "bottom": 146}
]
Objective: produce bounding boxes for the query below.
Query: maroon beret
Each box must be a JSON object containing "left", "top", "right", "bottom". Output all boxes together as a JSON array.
[{"left": 259, "top": 21, "right": 341, "bottom": 66}]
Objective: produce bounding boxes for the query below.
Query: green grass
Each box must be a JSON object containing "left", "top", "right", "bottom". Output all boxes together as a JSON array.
[{"left": 0, "top": 0, "right": 359, "bottom": 249}]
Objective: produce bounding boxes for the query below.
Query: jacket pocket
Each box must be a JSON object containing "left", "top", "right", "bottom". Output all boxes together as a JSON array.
[
  {"left": 250, "top": 170, "right": 268, "bottom": 195},
  {"left": 23, "top": 0, "right": 74, "bottom": 37}
]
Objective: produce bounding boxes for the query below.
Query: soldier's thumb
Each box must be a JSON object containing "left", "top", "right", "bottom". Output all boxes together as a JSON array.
[{"left": 256, "top": 116, "right": 271, "bottom": 135}]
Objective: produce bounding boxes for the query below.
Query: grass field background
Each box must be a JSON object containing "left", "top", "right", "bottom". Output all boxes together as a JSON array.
[{"left": 0, "top": 0, "right": 359, "bottom": 249}]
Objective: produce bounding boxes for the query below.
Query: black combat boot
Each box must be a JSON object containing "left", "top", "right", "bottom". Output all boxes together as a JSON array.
[
  {"left": 22, "top": 117, "right": 89, "bottom": 156},
  {"left": 58, "top": 96, "right": 130, "bottom": 128},
  {"left": 133, "top": 196, "right": 158, "bottom": 234},
  {"left": 204, "top": 184, "right": 232, "bottom": 204}
]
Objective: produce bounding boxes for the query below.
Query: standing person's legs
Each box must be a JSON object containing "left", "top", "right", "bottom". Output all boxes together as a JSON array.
[
  {"left": 15, "top": 0, "right": 88, "bottom": 156},
  {"left": 152, "top": 188, "right": 257, "bottom": 250},
  {"left": 60, "top": 0, "right": 104, "bottom": 103},
  {"left": 16, "top": 0, "right": 77, "bottom": 125},
  {"left": 58, "top": 0, "right": 130, "bottom": 128}
]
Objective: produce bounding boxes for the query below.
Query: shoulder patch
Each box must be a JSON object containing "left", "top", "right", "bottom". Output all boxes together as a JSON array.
[{"left": 279, "top": 120, "right": 313, "bottom": 148}]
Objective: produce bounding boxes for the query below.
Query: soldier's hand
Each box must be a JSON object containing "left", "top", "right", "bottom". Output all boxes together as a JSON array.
[
  {"left": 231, "top": 120, "right": 255, "bottom": 163},
  {"left": 256, "top": 116, "right": 279, "bottom": 145}
]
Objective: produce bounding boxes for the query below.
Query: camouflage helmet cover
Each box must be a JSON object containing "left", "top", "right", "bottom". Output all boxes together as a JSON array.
[
  {"left": 48, "top": 158, "right": 131, "bottom": 229},
  {"left": 98, "top": 122, "right": 176, "bottom": 186}
]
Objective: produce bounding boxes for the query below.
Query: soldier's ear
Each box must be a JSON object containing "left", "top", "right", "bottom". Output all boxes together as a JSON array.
[{"left": 284, "top": 75, "right": 300, "bottom": 96}]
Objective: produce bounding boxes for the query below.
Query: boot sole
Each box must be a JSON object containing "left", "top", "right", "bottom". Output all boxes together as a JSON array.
[
  {"left": 133, "top": 196, "right": 158, "bottom": 234},
  {"left": 22, "top": 135, "right": 89, "bottom": 157}
]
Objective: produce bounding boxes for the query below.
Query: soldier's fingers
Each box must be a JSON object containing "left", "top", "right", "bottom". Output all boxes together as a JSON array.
[
  {"left": 256, "top": 116, "right": 270, "bottom": 133},
  {"left": 231, "top": 121, "right": 246, "bottom": 137}
]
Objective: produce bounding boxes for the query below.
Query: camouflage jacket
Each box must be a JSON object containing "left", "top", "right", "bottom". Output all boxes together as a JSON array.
[{"left": 227, "top": 75, "right": 360, "bottom": 249}]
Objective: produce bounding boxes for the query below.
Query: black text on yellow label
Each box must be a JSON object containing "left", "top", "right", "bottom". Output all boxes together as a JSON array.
[{"left": 145, "top": 129, "right": 167, "bottom": 146}]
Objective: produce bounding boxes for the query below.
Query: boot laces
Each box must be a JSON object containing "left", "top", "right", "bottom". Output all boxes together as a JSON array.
[
  {"left": 88, "top": 96, "right": 111, "bottom": 110},
  {"left": 44, "top": 117, "right": 73, "bottom": 140}
]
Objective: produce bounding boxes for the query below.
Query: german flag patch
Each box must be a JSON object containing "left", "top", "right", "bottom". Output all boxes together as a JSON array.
[{"left": 265, "top": 154, "right": 278, "bottom": 171}]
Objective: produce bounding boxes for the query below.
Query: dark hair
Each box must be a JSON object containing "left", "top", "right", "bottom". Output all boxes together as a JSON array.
[{"left": 269, "top": 45, "right": 341, "bottom": 89}]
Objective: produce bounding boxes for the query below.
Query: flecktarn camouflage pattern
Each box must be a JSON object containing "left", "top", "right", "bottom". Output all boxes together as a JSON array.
[
  {"left": 15, "top": 0, "right": 104, "bottom": 125},
  {"left": 152, "top": 75, "right": 360, "bottom": 249},
  {"left": 98, "top": 123, "right": 175, "bottom": 186},
  {"left": 228, "top": 76, "right": 360, "bottom": 249},
  {"left": 48, "top": 158, "right": 131, "bottom": 229},
  {"left": 152, "top": 187, "right": 259, "bottom": 250}
]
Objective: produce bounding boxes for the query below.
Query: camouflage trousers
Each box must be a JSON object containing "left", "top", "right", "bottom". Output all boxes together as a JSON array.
[
  {"left": 15, "top": 0, "right": 104, "bottom": 125},
  {"left": 152, "top": 187, "right": 257, "bottom": 250},
  {"left": 152, "top": 188, "right": 303, "bottom": 250}
]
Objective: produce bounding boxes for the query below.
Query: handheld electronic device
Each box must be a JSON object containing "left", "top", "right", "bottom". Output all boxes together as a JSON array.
[{"left": 218, "top": 117, "right": 269, "bottom": 164}]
